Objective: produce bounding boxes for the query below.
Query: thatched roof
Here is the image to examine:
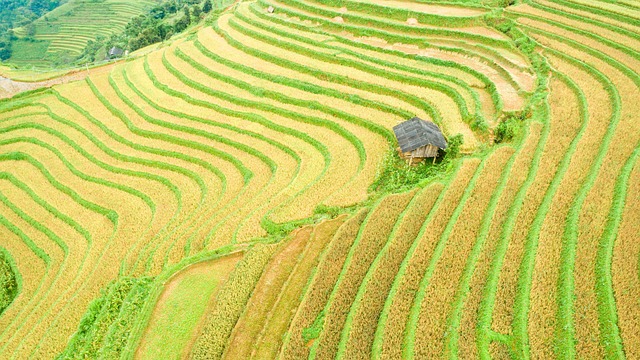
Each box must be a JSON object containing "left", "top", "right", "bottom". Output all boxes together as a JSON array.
[
  {"left": 108, "top": 47, "right": 124, "bottom": 57},
  {"left": 393, "top": 117, "right": 447, "bottom": 153}
]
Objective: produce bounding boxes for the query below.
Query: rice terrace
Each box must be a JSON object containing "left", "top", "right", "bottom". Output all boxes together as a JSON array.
[{"left": 0, "top": 0, "right": 638, "bottom": 358}]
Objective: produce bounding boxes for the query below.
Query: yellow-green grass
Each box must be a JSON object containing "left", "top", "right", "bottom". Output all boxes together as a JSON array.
[
  {"left": 280, "top": 210, "right": 368, "bottom": 360},
  {"left": 224, "top": 10, "right": 478, "bottom": 149},
  {"left": 340, "top": 184, "right": 444, "bottom": 359},
  {"left": 136, "top": 253, "right": 242, "bottom": 360},
  {"left": 377, "top": 158, "right": 480, "bottom": 360},
  {"left": 14, "top": 0, "right": 159, "bottom": 65},
  {"left": 413, "top": 146, "right": 514, "bottom": 359},
  {"left": 460, "top": 121, "right": 544, "bottom": 358}
]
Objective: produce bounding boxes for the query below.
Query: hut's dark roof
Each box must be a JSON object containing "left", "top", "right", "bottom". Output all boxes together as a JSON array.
[
  {"left": 108, "top": 47, "right": 124, "bottom": 56},
  {"left": 393, "top": 117, "right": 447, "bottom": 153}
]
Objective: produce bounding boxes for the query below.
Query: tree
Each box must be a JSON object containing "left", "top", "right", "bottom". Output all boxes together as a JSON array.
[
  {"left": 192, "top": 5, "right": 201, "bottom": 19},
  {"left": 183, "top": 4, "right": 191, "bottom": 24},
  {"left": 202, "top": 0, "right": 212, "bottom": 13}
]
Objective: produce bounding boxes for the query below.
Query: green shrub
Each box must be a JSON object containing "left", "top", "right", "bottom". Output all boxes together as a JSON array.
[
  {"left": 370, "top": 134, "right": 462, "bottom": 194},
  {"left": 0, "top": 249, "right": 19, "bottom": 316},
  {"left": 494, "top": 114, "right": 523, "bottom": 143}
]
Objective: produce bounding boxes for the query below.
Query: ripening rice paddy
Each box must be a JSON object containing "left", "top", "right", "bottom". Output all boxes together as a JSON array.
[{"left": 0, "top": 0, "right": 639, "bottom": 358}]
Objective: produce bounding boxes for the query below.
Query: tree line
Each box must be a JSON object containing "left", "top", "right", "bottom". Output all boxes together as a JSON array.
[
  {"left": 0, "top": 0, "right": 61, "bottom": 60},
  {"left": 78, "top": 0, "right": 216, "bottom": 64}
]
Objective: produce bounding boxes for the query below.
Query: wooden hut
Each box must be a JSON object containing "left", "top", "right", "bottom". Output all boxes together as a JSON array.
[{"left": 393, "top": 117, "right": 447, "bottom": 164}]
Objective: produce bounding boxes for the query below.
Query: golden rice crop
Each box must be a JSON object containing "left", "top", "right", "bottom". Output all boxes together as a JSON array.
[
  {"left": 468, "top": 122, "right": 543, "bottom": 357},
  {"left": 613, "top": 161, "right": 640, "bottom": 359},
  {"left": 251, "top": 216, "right": 346, "bottom": 359},
  {"left": 190, "top": 243, "right": 277, "bottom": 360},
  {"left": 342, "top": 184, "right": 443, "bottom": 359},
  {"left": 280, "top": 210, "right": 367, "bottom": 360},
  {"left": 458, "top": 121, "right": 544, "bottom": 358},
  {"left": 228, "top": 11, "right": 476, "bottom": 148},
  {"left": 378, "top": 159, "right": 480, "bottom": 359},
  {"left": 224, "top": 227, "right": 312, "bottom": 359},
  {"left": 313, "top": 191, "right": 413, "bottom": 359},
  {"left": 216, "top": 14, "right": 432, "bottom": 125},
  {"left": 414, "top": 147, "right": 512, "bottom": 359}
]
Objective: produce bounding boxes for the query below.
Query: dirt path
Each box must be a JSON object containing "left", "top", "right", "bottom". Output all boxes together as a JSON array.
[{"left": 0, "top": 62, "right": 120, "bottom": 99}]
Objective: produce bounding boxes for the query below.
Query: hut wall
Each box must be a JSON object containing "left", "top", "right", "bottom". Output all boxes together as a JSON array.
[{"left": 411, "top": 144, "right": 438, "bottom": 158}]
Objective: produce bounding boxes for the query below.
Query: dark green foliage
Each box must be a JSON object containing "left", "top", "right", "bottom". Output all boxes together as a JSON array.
[
  {"left": 494, "top": 114, "right": 523, "bottom": 143},
  {"left": 371, "top": 134, "right": 463, "bottom": 194},
  {"left": 77, "top": 0, "right": 228, "bottom": 64},
  {"left": 0, "top": 0, "right": 61, "bottom": 61},
  {"left": 57, "top": 276, "right": 154, "bottom": 360},
  {"left": 203, "top": 0, "right": 212, "bottom": 13},
  {"left": 0, "top": 249, "right": 18, "bottom": 316}
]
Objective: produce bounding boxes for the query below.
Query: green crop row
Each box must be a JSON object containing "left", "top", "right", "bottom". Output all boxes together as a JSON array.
[
  {"left": 265, "top": 0, "right": 513, "bottom": 49},
  {"left": 280, "top": 209, "right": 368, "bottom": 360},
  {"left": 238, "top": 6, "right": 484, "bottom": 125},
  {"left": 175, "top": 46, "right": 394, "bottom": 146},
  {"left": 218, "top": 18, "right": 443, "bottom": 127},
  {"left": 141, "top": 58, "right": 331, "bottom": 171},
  {"left": 192, "top": 38, "right": 412, "bottom": 122},
  {"left": 308, "top": 0, "right": 486, "bottom": 27},
  {"left": 190, "top": 243, "right": 277, "bottom": 360},
  {"left": 56, "top": 276, "right": 154, "bottom": 360},
  {"left": 160, "top": 51, "right": 366, "bottom": 169},
  {"left": 0, "top": 248, "right": 20, "bottom": 317}
]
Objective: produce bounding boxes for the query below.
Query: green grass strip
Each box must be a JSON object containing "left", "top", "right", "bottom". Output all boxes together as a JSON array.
[
  {"left": 235, "top": 7, "right": 478, "bottom": 125},
  {"left": 372, "top": 169, "right": 462, "bottom": 359},
  {"left": 595, "top": 145, "right": 639, "bottom": 359},
  {"left": 443, "top": 143, "right": 520, "bottom": 358},
  {"left": 404, "top": 154, "right": 490, "bottom": 359},
  {"left": 193, "top": 38, "right": 412, "bottom": 122},
  {"left": 336, "top": 189, "right": 420, "bottom": 359}
]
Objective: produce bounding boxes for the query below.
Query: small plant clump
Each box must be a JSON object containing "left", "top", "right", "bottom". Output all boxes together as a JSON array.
[{"left": 370, "top": 134, "right": 463, "bottom": 193}]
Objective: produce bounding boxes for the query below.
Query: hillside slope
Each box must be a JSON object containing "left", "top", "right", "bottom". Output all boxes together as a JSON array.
[{"left": 0, "top": 0, "right": 638, "bottom": 358}]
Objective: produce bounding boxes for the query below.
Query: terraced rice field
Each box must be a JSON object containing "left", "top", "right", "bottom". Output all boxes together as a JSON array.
[
  {"left": 0, "top": 0, "right": 639, "bottom": 358},
  {"left": 12, "top": 0, "right": 159, "bottom": 64}
]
